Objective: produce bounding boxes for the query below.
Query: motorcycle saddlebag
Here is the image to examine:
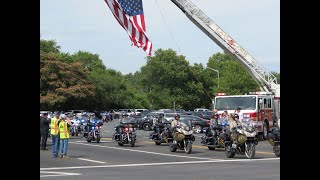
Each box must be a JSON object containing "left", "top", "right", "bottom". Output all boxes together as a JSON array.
[{"left": 237, "top": 134, "right": 247, "bottom": 144}]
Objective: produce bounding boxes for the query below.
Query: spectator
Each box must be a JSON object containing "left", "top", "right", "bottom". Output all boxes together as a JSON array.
[{"left": 58, "top": 114, "right": 72, "bottom": 159}]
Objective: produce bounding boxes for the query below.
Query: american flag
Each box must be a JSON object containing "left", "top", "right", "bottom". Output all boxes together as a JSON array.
[{"left": 104, "top": 0, "right": 153, "bottom": 56}]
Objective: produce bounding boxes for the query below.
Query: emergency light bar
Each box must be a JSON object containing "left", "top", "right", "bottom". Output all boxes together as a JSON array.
[{"left": 248, "top": 91, "right": 273, "bottom": 95}]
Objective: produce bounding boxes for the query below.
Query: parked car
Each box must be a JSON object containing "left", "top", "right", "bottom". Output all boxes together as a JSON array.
[{"left": 192, "top": 111, "right": 213, "bottom": 120}]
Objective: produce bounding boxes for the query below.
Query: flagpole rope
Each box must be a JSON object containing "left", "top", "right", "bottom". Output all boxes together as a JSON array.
[
  {"left": 153, "top": 0, "right": 213, "bottom": 100},
  {"left": 154, "top": 0, "right": 182, "bottom": 54}
]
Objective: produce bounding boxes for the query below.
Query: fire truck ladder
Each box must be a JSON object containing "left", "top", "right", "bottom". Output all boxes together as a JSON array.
[{"left": 170, "top": 0, "right": 279, "bottom": 96}]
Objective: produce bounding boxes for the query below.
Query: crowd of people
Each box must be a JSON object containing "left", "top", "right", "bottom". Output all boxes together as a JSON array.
[{"left": 40, "top": 111, "right": 103, "bottom": 159}]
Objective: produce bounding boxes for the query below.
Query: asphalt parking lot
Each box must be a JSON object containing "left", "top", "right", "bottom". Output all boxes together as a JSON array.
[{"left": 40, "top": 120, "right": 280, "bottom": 180}]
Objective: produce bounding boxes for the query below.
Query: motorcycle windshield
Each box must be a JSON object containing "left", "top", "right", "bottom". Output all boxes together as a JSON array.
[
  {"left": 179, "top": 120, "right": 192, "bottom": 130},
  {"left": 240, "top": 120, "right": 255, "bottom": 133}
]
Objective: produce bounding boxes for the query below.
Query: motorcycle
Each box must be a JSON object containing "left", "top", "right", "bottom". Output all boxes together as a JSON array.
[
  {"left": 168, "top": 121, "right": 195, "bottom": 154},
  {"left": 267, "top": 124, "right": 280, "bottom": 157},
  {"left": 70, "top": 123, "right": 81, "bottom": 136},
  {"left": 149, "top": 119, "right": 171, "bottom": 145},
  {"left": 113, "top": 122, "right": 136, "bottom": 147},
  {"left": 225, "top": 119, "right": 258, "bottom": 159},
  {"left": 80, "top": 119, "right": 88, "bottom": 138},
  {"left": 86, "top": 124, "right": 102, "bottom": 143},
  {"left": 201, "top": 121, "right": 229, "bottom": 150}
]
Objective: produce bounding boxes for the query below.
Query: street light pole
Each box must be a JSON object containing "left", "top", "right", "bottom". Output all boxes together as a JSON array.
[{"left": 207, "top": 67, "right": 219, "bottom": 88}]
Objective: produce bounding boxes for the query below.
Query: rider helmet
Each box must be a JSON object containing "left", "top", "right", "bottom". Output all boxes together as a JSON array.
[
  {"left": 233, "top": 113, "right": 239, "bottom": 120},
  {"left": 212, "top": 112, "right": 219, "bottom": 119}
]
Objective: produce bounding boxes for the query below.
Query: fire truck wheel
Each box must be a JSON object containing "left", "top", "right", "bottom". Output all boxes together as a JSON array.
[{"left": 262, "top": 122, "right": 268, "bottom": 140}]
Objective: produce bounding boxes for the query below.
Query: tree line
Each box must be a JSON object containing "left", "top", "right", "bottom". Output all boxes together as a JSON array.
[{"left": 40, "top": 38, "right": 280, "bottom": 111}]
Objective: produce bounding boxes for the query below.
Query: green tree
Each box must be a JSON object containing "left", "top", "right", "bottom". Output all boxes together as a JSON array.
[
  {"left": 40, "top": 39, "right": 60, "bottom": 53},
  {"left": 207, "top": 53, "right": 259, "bottom": 95},
  {"left": 40, "top": 51, "right": 95, "bottom": 110},
  {"left": 71, "top": 51, "right": 106, "bottom": 71}
]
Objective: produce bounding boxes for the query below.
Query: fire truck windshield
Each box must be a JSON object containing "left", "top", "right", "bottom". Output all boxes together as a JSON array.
[{"left": 215, "top": 96, "right": 257, "bottom": 110}]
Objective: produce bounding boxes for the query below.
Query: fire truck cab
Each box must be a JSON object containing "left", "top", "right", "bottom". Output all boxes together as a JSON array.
[{"left": 213, "top": 92, "right": 279, "bottom": 140}]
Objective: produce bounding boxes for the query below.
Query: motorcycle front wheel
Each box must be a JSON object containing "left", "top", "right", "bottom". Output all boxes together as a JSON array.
[
  {"left": 87, "top": 137, "right": 92, "bottom": 143},
  {"left": 245, "top": 143, "right": 256, "bottom": 159},
  {"left": 169, "top": 143, "right": 177, "bottom": 152},
  {"left": 96, "top": 134, "right": 101, "bottom": 143},
  {"left": 225, "top": 145, "right": 235, "bottom": 158},
  {"left": 130, "top": 139, "right": 135, "bottom": 147},
  {"left": 184, "top": 141, "right": 192, "bottom": 154},
  {"left": 155, "top": 142, "right": 161, "bottom": 145},
  {"left": 273, "top": 144, "right": 280, "bottom": 157}
]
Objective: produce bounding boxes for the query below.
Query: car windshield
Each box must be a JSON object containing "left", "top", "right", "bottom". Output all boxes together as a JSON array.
[{"left": 215, "top": 96, "right": 257, "bottom": 110}]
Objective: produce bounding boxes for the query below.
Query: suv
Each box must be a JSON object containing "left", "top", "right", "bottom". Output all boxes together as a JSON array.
[{"left": 179, "top": 115, "right": 210, "bottom": 133}]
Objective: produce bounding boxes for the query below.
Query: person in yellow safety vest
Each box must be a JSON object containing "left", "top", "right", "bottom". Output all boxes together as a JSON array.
[
  {"left": 50, "top": 112, "right": 61, "bottom": 159},
  {"left": 59, "top": 114, "right": 72, "bottom": 159}
]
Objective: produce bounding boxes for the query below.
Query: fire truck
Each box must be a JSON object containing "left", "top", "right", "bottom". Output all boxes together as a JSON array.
[
  {"left": 213, "top": 92, "right": 278, "bottom": 140},
  {"left": 170, "top": 0, "right": 280, "bottom": 139}
]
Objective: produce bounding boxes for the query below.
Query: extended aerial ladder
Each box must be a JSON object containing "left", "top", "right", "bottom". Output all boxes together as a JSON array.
[{"left": 170, "top": 0, "right": 280, "bottom": 98}]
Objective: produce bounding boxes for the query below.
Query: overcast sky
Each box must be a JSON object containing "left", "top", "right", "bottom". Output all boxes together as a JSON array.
[{"left": 40, "top": 0, "right": 279, "bottom": 75}]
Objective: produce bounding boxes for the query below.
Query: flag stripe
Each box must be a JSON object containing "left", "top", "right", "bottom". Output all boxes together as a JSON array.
[{"left": 104, "top": 0, "right": 152, "bottom": 56}]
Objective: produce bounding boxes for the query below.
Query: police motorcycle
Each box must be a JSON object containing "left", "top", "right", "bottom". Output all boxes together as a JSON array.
[
  {"left": 201, "top": 120, "right": 229, "bottom": 150},
  {"left": 149, "top": 116, "right": 172, "bottom": 145},
  {"left": 79, "top": 115, "right": 89, "bottom": 138},
  {"left": 113, "top": 117, "right": 137, "bottom": 147},
  {"left": 168, "top": 119, "right": 195, "bottom": 154},
  {"left": 267, "top": 119, "right": 280, "bottom": 157},
  {"left": 70, "top": 117, "right": 81, "bottom": 136},
  {"left": 86, "top": 119, "right": 103, "bottom": 143},
  {"left": 225, "top": 115, "right": 259, "bottom": 159}
]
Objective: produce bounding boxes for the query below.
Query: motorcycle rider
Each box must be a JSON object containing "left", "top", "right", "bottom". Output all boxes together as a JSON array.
[
  {"left": 171, "top": 114, "right": 182, "bottom": 144},
  {"left": 203, "top": 112, "right": 219, "bottom": 144},
  {"left": 229, "top": 113, "right": 241, "bottom": 146},
  {"left": 153, "top": 113, "right": 164, "bottom": 134},
  {"left": 114, "top": 113, "right": 129, "bottom": 140},
  {"left": 71, "top": 114, "right": 81, "bottom": 135},
  {"left": 87, "top": 113, "right": 103, "bottom": 137}
]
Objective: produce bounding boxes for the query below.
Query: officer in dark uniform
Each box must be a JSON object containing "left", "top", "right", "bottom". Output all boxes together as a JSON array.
[{"left": 40, "top": 112, "right": 51, "bottom": 150}]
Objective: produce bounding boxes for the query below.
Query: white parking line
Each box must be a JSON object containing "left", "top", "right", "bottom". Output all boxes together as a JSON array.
[
  {"left": 40, "top": 158, "right": 279, "bottom": 171},
  {"left": 40, "top": 170, "right": 81, "bottom": 177},
  {"left": 69, "top": 141, "right": 216, "bottom": 160},
  {"left": 77, "top": 158, "right": 106, "bottom": 164}
]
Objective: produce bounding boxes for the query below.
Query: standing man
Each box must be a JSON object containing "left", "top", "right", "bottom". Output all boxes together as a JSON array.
[
  {"left": 40, "top": 112, "right": 50, "bottom": 150},
  {"left": 234, "top": 107, "right": 243, "bottom": 122},
  {"left": 50, "top": 112, "right": 61, "bottom": 159},
  {"left": 59, "top": 114, "right": 72, "bottom": 159}
]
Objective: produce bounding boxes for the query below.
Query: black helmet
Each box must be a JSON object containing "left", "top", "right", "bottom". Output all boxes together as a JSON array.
[
  {"left": 233, "top": 113, "right": 239, "bottom": 119},
  {"left": 212, "top": 112, "right": 219, "bottom": 119},
  {"left": 174, "top": 114, "right": 180, "bottom": 119}
]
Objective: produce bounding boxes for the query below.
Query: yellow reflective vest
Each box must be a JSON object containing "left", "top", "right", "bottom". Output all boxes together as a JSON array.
[
  {"left": 50, "top": 117, "right": 60, "bottom": 135},
  {"left": 59, "top": 121, "right": 70, "bottom": 139}
]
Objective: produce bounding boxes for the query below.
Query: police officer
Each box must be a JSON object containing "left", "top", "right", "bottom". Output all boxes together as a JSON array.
[
  {"left": 40, "top": 112, "right": 50, "bottom": 150},
  {"left": 171, "top": 114, "right": 181, "bottom": 144},
  {"left": 229, "top": 113, "right": 240, "bottom": 146}
]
